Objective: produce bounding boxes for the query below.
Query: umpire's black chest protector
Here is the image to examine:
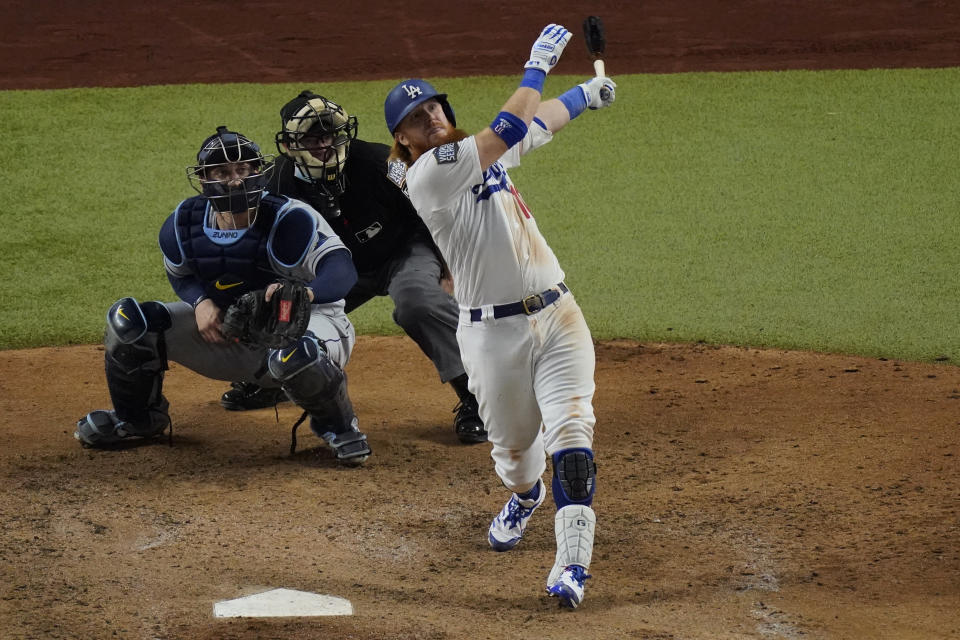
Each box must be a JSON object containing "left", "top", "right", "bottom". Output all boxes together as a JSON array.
[
  {"left": 272, "top": 140, "right": 428, "bottom": 273},
  {"left": 174, "top": 195, "right": 285, "bottom": 301}
]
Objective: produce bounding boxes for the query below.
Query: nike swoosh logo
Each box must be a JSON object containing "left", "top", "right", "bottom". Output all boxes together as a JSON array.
[
  {"left": 281, "top": 349, "right": 297, "bottom": 363},
  {"left": 215, "top": 280, "right": 243, "bottom": 290},
  {"left": 117, "top": 307, "right": 130, "bottom": 321}
]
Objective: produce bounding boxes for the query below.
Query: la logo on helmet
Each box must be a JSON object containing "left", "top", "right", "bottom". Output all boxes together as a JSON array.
[{"left": 402, "top": 84, "right": 422, "bottom": 99}]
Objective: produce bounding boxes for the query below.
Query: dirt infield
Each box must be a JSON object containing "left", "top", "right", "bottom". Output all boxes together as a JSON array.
[
  {"left": 3, "top": 2, "right": 959, "bottom": 639},
  {"left": 6, "top": 0, "right": 960, "bottom": 89}
]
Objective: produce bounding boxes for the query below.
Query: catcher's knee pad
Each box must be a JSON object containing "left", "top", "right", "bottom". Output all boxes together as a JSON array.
[
  {"left": 269, "top": 335, "right": 357, "bottom": 435},
  {"left": 267, "top": 334, "right": 341, "bottom": 390},
  {"left": 551, "top": 448, "right": 597, "bottom": 509},
  {"left": 104, "top": 298, "right": 171, "bottom": 425},
  {"left": 105, "top": 298, "right": 171, "bottom": 350}
]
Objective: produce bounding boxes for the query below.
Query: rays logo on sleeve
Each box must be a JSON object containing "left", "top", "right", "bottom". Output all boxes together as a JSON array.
[{"left": 434, "top": 142, "right": 459, "bottom": 165}]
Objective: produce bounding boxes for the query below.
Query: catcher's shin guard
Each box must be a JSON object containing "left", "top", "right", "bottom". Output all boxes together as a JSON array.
[
  {"left": 100, "top": 298, "right": 172, "bottom": 438},
  {"left": 268, "top": 335, "right": 357, "bottom": 435},
  {"left": 551, "top": 448, "right": 597, "bottom": 508}
]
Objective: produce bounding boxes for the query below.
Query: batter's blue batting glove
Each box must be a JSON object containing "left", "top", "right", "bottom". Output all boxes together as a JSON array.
[{"left": 524, "top": 24, "right": 572, "bottom": 75}]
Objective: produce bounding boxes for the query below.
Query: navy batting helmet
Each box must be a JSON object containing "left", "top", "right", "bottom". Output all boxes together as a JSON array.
[{"left": 384, "top": 79, "right": 456, "bottom": 134}]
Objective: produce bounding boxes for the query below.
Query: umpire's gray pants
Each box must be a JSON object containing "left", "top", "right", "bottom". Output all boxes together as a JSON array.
[{"left": 346, "top": 238, "right": 464, "bottom": 383}]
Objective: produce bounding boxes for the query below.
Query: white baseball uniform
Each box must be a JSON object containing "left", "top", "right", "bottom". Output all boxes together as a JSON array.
[{"left": 405, "top": 121, "right": 596, "bottom": 490}]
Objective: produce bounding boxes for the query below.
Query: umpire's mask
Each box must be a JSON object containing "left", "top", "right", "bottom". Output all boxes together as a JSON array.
[{"left": 276, "top": 91, "right": 358, "bottom": 200}]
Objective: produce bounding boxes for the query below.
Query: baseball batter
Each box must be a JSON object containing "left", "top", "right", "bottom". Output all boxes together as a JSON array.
[
  {"left": 74, "top": 126, "right": 371, "bottom": 464},
  {"left": 384, "top": 24, "right": 616, "bottom": 607}
]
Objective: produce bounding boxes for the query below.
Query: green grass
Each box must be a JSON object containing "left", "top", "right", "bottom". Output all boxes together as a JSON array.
[{"left": 0, "top": 69, "right": 957, "bottom": 362}]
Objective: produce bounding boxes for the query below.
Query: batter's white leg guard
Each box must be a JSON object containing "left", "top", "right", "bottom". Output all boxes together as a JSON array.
[{"left": 546, "top": 504, "right": 596, "bottom": 609}]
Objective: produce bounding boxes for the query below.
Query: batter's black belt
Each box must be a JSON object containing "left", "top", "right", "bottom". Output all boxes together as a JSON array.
[{"left": 469, "top": 283, "right": 569, "bottom": 322}]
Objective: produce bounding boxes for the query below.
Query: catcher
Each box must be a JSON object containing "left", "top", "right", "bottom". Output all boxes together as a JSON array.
[{"left": 74, "top": 126, "right": 371, "bottom": 464}]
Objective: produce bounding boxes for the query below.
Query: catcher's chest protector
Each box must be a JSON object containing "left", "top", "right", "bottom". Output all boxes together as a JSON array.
[{"left": 175, "top": 196, "right": 281, "bottom": 285}]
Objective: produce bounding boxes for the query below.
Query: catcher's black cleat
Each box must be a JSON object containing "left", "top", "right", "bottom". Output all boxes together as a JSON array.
[
  {"left": 75, "top": 409, "right": 171, "bottom": 448},
  {"left": 220, "top": 382, "right": 289, "bottom": 411},
  {"left": 317, "top": 421, "right": 371, "bottom": 465},
  {"left": 453, "top": 397, "right": 487, "bottom": 444}
]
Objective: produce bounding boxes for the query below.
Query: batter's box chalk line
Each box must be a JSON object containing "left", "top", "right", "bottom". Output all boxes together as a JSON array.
[{"left": 214, "top": 587, "right": 353, "bottom": 617}]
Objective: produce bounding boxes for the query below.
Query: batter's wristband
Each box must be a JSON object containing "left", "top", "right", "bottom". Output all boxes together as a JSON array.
[
  {"left": 519, "top": 68, "right": 546, "bottom": 92},
  {"left": 558, "top": 85, "right": 588, "bottom": 120},
  {"left": 490, "top": 111, "right": 528, "bottom": 149}
]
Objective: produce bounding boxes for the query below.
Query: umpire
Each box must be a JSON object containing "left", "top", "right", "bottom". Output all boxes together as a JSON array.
[{"left": 218, "top": 91, "right": 487, "bottom": 444}]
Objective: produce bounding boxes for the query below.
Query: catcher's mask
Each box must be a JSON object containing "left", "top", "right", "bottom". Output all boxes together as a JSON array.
[
  {"left": 384, "top": 78, "right": 456, "bottom": 134},
  {"left": 187, "top": 126, "right": 273, "bottom": 223},
  {"left": 276, "top": 91, "right": 358, "bottom": 198}
]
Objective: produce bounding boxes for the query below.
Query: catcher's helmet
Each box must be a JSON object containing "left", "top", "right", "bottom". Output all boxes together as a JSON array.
[
  {"left": 276, "top": 91, "right": 358, "bottom": 198},
  {"left": 187, "top": 126, "right": 273, "bottom": 219},
  {"left": 384, "top": 78, "right": 456, "bottom": 134}
]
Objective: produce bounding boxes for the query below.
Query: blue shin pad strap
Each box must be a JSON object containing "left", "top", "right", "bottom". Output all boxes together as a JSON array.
[{"left": 551, "top": 447, "right": 596, "bottom": 508}]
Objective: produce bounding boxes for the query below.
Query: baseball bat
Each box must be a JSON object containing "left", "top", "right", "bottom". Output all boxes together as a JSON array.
[{"left": 582, "top": 15, "right": 606, "bottom": 78}]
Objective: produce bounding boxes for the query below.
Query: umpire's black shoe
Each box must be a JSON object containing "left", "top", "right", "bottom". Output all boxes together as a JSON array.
[
  {"left": 453, "top": 396, "right": 487, "bottom": 444},
  {"left": 220, "top": 382, "right": 289, "bottom": 411}
]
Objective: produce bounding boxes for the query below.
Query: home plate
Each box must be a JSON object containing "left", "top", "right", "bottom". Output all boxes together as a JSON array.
[{"left": 214, "top": 588, "right": 353, "bottom": 617}]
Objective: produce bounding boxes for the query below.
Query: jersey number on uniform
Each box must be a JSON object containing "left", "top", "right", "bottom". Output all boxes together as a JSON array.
[{"left": 509, "top": 184, "right": 533, "bottom": 219}]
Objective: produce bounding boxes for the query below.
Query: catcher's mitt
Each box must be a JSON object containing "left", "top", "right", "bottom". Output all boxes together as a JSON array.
[{"left": 221, "top": 281, "right": 312, "bottom": 349}]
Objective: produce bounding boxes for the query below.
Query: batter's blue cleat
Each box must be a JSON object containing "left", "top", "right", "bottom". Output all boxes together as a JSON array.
[
  {"left": 546, "top": 564, "right": 591, "bottom": 609},
  {"left": 487, "top": 479, "right": 545, "bottom": 551}
]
